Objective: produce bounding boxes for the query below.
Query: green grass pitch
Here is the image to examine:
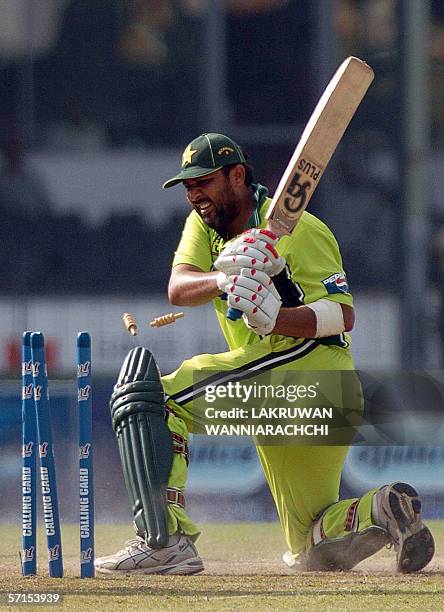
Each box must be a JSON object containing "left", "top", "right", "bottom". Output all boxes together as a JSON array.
[{"left": 0, "top": 521, "right": 443, "bottom": 610}]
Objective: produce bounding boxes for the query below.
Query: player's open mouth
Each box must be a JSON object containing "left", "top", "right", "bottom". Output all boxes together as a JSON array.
[{"left": 198, "top": 202, "right": 213, "bottom": 215}]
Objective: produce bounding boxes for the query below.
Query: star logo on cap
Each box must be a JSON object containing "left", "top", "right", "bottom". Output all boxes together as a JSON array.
[{"left": 182, "top": 144, "right": 197, "bottom": 167}]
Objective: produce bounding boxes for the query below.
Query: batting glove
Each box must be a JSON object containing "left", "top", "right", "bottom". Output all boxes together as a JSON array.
[
  {"left": 216, "top": 271, "right": 231, "bottom": 294},
  {"left": 225, "top": 268, "right": 282, "bottom": 336},
  {"left": 214, "top": 229, "right": 286, "bottom": 277}
]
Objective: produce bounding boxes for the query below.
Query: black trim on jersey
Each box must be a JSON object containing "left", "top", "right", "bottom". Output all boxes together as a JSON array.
[
  {"left": 168, "top": 339, "right": 319, "bottom": 406},
  {"left": 273, "top": 266, "right": 305, "bottom": 308},
  {"left": 318, "top": 332, "right": 349, "bottom": 349},
  {"left": 273, "top": 265, "right": 347, "bottom": 348}
]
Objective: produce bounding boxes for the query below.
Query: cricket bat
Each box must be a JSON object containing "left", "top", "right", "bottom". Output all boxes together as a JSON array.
[{"left": 227, "top": 56, "right": 374, "bottom": 321}]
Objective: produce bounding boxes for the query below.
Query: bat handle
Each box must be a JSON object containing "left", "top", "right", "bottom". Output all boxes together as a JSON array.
[
  {"left": 220, "top": 293, "right": 243, "bottom": 321},
  {"left": 226, "top": 307, "right": 243, "bottom": 321}
]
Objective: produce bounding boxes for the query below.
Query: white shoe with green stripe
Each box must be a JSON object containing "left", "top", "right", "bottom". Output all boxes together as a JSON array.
[{"left": 95, "top": 533, "right": 204, "bottom": 575}]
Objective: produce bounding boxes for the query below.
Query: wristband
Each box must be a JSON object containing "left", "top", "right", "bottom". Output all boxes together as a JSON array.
[{"left": 306, "top": 299, "right": 345, "bottom": 337}]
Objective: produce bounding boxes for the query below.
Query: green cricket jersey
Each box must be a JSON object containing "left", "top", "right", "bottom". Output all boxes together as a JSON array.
[{"left": 172, "top": 184, "right": 353, "bottom": 352}]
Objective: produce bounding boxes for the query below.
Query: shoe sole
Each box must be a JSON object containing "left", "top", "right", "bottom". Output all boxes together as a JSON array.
[
  {"left": 305, "top": 526, "right": 389, "bottom": 571},
  {"left": 95, "top": 557, "right": 204, "bottom": 576},
  {"left": 386, "top": 482, "right": 435, "bottom": 573}
]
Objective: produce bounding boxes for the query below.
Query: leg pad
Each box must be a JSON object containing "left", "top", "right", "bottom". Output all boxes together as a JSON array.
[{"left": 110, "top": 347, "right": 173, "bottom": 549}]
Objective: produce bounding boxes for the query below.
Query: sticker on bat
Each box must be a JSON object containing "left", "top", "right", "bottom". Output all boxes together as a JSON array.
[{"left": 284, "top": 172, "right": 314, "bottom": 216}]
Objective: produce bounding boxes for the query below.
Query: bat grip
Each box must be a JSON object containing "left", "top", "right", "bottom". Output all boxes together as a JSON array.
[
  {"left": 220, "top": 292, "right": 243, "bottom": 321},
  {"left": 226, "top": 307, "right": 242, "bottom": 321}
]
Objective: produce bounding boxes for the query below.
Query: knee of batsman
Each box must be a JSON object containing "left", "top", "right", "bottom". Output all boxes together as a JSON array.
[
  {"left": 109, "top": 387, "right": 192, "bottom": 468},
  {"left": 110, "top": 384, "right": 166, "bottom": 430},
  {"left": 109, "top": 346, "right": 190, "bottom": 464},
  {"left": 110, "top": 345, "right": 167, "bottom": 429}
]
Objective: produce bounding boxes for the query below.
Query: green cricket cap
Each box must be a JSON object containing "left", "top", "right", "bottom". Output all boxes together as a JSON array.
[{"left": 162, "top": 133, "right": 247, "bottom": 188}]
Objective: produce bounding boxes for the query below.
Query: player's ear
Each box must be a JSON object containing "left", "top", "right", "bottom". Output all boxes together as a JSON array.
[{"left": 229, "top": 164, "right": 246, "bottom": 187}]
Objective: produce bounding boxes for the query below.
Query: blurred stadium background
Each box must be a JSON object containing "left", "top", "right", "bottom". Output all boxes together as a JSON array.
[{"left": 0, "top": 1, "right": 443, "bottom": 532}]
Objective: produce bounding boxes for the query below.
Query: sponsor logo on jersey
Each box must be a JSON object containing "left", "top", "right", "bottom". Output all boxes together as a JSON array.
[
  {"left": 322, "top": 272, "right": 349, "bottom": 294},
  {"left": 211, "top": 236, "right": 225, "bottom": 261}
]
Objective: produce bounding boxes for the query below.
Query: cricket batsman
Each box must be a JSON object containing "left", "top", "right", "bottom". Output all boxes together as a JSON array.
[{"left": 95, "top": 133, "right": 435, "bottom": 575}]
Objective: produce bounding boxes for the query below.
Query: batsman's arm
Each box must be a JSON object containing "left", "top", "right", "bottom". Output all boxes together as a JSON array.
[
  {"left": 168, "top": 263, "right": 222, "bottom": 306},
  {"left": 273, "top": 303, "right": 355, "bottom": 337}
]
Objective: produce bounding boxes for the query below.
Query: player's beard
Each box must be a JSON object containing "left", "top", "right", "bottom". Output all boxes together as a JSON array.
[{"left": 195, "top": 183, "right": 239, "bottom": 235}]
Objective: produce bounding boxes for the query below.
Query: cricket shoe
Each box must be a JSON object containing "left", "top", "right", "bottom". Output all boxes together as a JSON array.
[
  {"left": 372, "top": 482, "right": 435, "bottom": 573},
  {"left": 94, "top": 533, "right": 204, "bottom": 575}
]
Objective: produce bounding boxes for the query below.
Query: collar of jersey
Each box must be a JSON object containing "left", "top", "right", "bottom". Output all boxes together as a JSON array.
[{"left": 247, "top": 183, "right": 269, "bottom": 229}]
